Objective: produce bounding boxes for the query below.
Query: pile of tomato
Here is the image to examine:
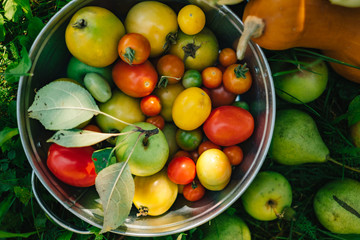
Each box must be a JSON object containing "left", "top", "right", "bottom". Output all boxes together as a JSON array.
[{"left": 46, "top": 1, "right": 255, "bottom": 217}]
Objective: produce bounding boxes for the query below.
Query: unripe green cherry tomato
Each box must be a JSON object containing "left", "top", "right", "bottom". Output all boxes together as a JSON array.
[
  {"left": 196, "top": 149, "right": 232, "bottom": 191},
  {"left": 133, "top": 169, "right": 178, "bottom": 216},
  {"left": 83, "top": 73, "right": 112, "bottom": 103},
  {"left": 182, "top": 69, "right": 202, "bottom": 88},
  {"left": 175, "top": 128, "right": 203, "bottom": 151},
  {"left": 95, "top": 90, "right": 145, "bottom": 134},
  {"left": 172, "top": 87, "right": 211, "bottom": 130},
  {"left": 154, "top": 83, "right": 184, "bottom": 122},
  {"left": 65, "top": 6, "right": 125, "bottom": 67}
]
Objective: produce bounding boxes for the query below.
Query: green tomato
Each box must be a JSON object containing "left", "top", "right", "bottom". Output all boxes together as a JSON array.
[
  {"left": 116, "top": 122, "right": 169, "bottom": 177},
  {"left": 66, "top": 56, "right": 113, "bottom": 86},
  {"left": 182, "top": 69, "right": 202, "bottom": 88},
  {"left": 154, "top": 83, "right": 184, "bottom": 122},
  {"left": 162, "top": 123, "right": 179, "bottom": 159},
  {"left": 176, "top": 128, "right": 203, "bottom": 151},
  {"left": 95, "top": 90, "right": 145, "bottom": 134},
  {"left": 169, "top": 27, "right": 219, "bottom": 71},
  {"left": 83, "top": 73, "right": 112, "bottom": 103},
  {"left": 232, "top": 100, "right": 250, "bottom": 111}
]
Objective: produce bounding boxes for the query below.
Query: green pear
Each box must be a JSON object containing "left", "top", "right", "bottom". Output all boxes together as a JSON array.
[
  {"left": 269, "top": 109, "right": 329, "bottom": 165},
  {"left": 202, "top": 211, "right": 251, "bottom": 240},
  {"left": 272, "top": 58, "right": 328, "bottom": 104},
  {"left": 313, "top": 178, "right": 360, "bottom": 234}
]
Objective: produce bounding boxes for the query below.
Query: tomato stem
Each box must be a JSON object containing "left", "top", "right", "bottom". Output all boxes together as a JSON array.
[
  {"left": 135, "top": 127, "right": 159, "bottom": 147},
  {"left": 72, "top": 18, "right": 87, "bottom": 29}
]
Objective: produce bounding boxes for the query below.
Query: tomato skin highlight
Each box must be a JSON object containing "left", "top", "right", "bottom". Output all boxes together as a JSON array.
[
  {"left": 47, "top": 143, "right": 96, "bottom": 187},
  {"left": 203, "top": 106, "right": 255, "bottom": 146},
  {"left": 112, "top": 60, "right": 158, "bottom": 98}
]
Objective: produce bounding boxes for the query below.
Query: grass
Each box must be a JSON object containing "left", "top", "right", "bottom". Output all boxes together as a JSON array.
[{"left": 1, "top": 0, "right": 360, "bottom": 239}]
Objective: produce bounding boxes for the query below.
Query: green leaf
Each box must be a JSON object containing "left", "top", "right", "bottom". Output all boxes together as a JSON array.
[
  {"left": 3, "top": 0, "right": 32, "bottom": 22},
  {"left": 47, "top": 129, "right": 124, "bottom": 147},
  {"left": 348, "top": 95, "right": 360, "bottom": 126},
  {"left": 92, "top": 148, "right": 117, "bottom": 174},
  {"left": 0, "top": 127, "right": 19, "bottom": 151},
  {"left": 0, "top": 230, "right": 38, "bottom": 238},
  {"left": 14, "top": 186, "right": 31, "bottom": 206},
  {"left": 0, "top": 194, "right": 15, "bottom": 224},
  {"left": 95, "top": 162, "right": 135, "bottom": 234},
  {"left": 0, "top": 14, "right": 5, "bottom": 41},
  {"left": 4, "top": 46, "right": 32, "bottom": 83},
  {"left": 28, "top": 81, "right": 100, "bottom": 130},
  {"left": 56, "top": 231, "right": 73, "bottom": 240}
]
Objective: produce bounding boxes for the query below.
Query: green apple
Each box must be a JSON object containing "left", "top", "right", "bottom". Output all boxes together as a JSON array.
[
  {"left": 271, "top": 58, "right": 328, "bottom": 104},
  {"left": 350, "top": 121, "right": 360, "bottom": 147},
  {"left": 115, "top": 122, "right": 169, "bottom": 177},
  {"left": 241, "top": 171, "right": 292, "bottom": 221}
]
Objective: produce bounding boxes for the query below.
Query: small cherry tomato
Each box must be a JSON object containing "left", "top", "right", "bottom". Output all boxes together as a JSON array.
[
  {"left": 112, "top": 60, "right": 158, "bottom": 98},
  {"left": 82, "top": 124, "right": 102, "bottom": 132},
  {"left": 173, "top": 150, "right": 192, "bottom": 159},
  {"left": 167, "top": 156, "right": 196, "bottom": 185},
  {"left": 183, "top": 180, "right": 206, "bottom": 201},
  {"left": 233, "top": 100, "right": 250, "bottom": 111},
  {"left": 219, "top": 48, "right": 237, "bottom": 67},
  {"left": 201, "top": 66, "right": 222, "bottom": 89},
  {"left": 146, "top": 115, "right": 165, "bottom": 130},
  {"left": 140, "top": 95, "right": 162, "bottom": 116},
  {"left": 118, "top": 33, "right": 151, "bottom": 65},
  {"left": 176, "top": 128, "right": 203, "bottom": 151},
  {"left": 208, "top": 84, "right": 237, "bottom": 108},
  {"left": 177, "top": 4, "right": 206, "bottom": 35},
  {"left": 47, "top": 143, "right": 96, "bottom": 187},
  {"left": 157, "top": 54, "right": 185, "bottom": 86},
  {"left": 198, "top": 140, "right": 221, "bottom": 155},
  {"left": 223, "top": 145, "right": 244, "bottom": 165},
  {"left": 182, "top": 69, "right": 202, "bottom": 88},
  {"left": 223, "top": 63, "right": 252, "bottom": 95},
  {"left": 189, "top": 150, "right": 199, "bottom": 162}
]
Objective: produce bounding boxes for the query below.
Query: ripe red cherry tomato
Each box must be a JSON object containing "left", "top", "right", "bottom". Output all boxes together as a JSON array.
[
  {"left": 146, "top": 115, "right": 165, "bottom": 130},
  {"left": 203, "top": 106, "right": 255, "bottom": 146},
  {"left": 167, "top": 156, "right": 196, "bottom": 185},
  {"left": 208, "top": 84, "right": 237, "bottom": 108},
  {"left": 141, "top": 95, "right": 162, "bottom": 116},
  {"left": 47, "top": 143, "right": 96, "bottom": 187},
  {"left": 118, "top": 33, "right": 151, "bottom": 65},
  {"left": 223, "top": 145, "right": 243, "bottom": 165},
  {"left": 183, "top": 180, "right": 206, "bottom": 202},
  {"left": 112, "top": 60, "right": 158, "bottom": 98},
  {"left": 198, "top": 140, "right": 221, "bottom": 155}
]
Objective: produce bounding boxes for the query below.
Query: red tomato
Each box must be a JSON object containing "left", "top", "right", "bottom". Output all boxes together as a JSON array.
[
  {"left": 141, "top": 95, "right": 162, "bottom": 116},
  {"left": 223, "top": 145, "right": 243, "bottom": 165},
  {"left": 146, "top": 115, "right": 165, "bottom": 130},
  {"left": 218, "top": 48, "right": 237, "bottom": 67},
  {"left": 118, "top": 33, "right": 151, "bottom": 65},
  {"left": 201, "top": 66, "right": 222, "bottom": 89},
  {"left": 47, "top": 143, "right": 96, "bottom": 187},
  {"left": 208, "top": 84, "right": 237, "bottom": 108},
  {"left": 198, "top": 140, "right": 221, "bottom": 155},
  {"left": 82, "top": 124, "right": 102, "bottom": 133},
  {"left": 173, "top": 150, "right": 192, "bottom": 159},
  {"left": 183, "top": 180, "right": 206, "bottom": 202},
  {"left": 112, "top": 60, "right": 158, "bottom": 98},
  {"left": 157, "top": 54, "right": 185, "bottom": 85},
  {"left": 167, "top": 156, "right": 196, "bottom": 185},
  {"left": 223, "top": 63, "right": 252, "bottom": 95},
  {"left": 203, "top": 106, "right": 254, "bottom": 146}
]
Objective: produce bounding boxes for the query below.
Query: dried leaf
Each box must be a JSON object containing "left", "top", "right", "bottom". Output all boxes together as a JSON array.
[
  {"left": 95, "top": 162, "right": 134, "bottom": 234},
  {"left": 28, "top": 81, "right": 99, "bottom": 130}
]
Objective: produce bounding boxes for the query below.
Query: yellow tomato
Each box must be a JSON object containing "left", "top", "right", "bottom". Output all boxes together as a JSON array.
[
  {"left": 133, "top": 169, "right": 178, "bottom": 216},
  {"left": 172, "top": 87, "right": 211, "bottom": 131},
  {"left": 125, "top": 1, "right": 178, "bottom": 57},
  {"left": 177, "top": 5, "right": 206, "bottom": 35},
  {"left": 65, "top": 6, "right": 125, "bottom": 68},
  {"left": 196, "top": 149, "right": 232, "bottom": 191}
]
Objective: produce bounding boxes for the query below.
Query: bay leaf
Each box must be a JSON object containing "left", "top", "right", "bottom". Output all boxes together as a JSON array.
[
  {"left": 28, "top": 81, "right": 99, "bottom": 130},
  {"left": 95, "top": 162, "right": 134, "bottom": 234},
  {"left": 47, "top": 129, "right": 122, "bottom": 147},
  {"left": 92, "top": 148, "right": 117, "bottom": 174}
]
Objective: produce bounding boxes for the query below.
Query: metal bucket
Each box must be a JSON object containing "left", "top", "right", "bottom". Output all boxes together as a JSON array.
[{"left": 17, "top": 0, "right": 275, "bottom": 237}]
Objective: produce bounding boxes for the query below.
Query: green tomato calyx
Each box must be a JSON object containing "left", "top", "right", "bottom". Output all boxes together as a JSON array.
[
  {"left": 182, "top": 40, "right": 201, "bottom": 61},
  {"left": 234, "top": 63, "right": 249, "bottom": 79},
  {"left": 72, "top": 18, "right": 87, "bottom": 29}
]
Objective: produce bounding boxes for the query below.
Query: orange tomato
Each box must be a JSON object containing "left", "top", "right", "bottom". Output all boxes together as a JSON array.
[
  {"left": 223, "top": 63, "right": 252, "bottom": 95},
  {"left": 118, "top": 33, "right": 151, "bottom": 65},
  {"left": 146, "top": 115, "right": 165, "bottom": 130},
  {"left": 223, "top": 145, "right": 244, "bottom": 165},
  {"left": 157, "top": 54, "right": 185, "bottom": 85},
  {"left": 219, "top": 48, "right": 237, "bottom": 67},
  {"left": 140, "top": 95, "right": 162, "bottom": 116},
  {"left": 201, "top": 66, "right": 222, "bottom": 89},
  {"left": 197, "top": 140, "right": 221, "bottom": 155}
]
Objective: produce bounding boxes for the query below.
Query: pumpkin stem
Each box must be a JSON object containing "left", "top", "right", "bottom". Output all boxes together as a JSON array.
[
  {"left": 236, "top": 16, "right": 265, "bottom": 60},
  {"left": 72, "top": 18, "right": 87, "bottom": 29}
]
